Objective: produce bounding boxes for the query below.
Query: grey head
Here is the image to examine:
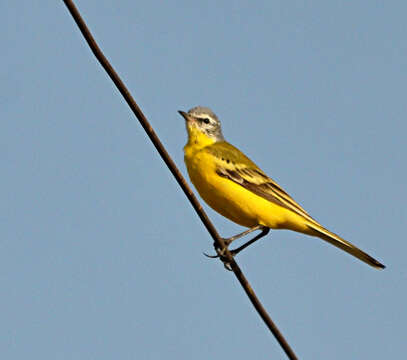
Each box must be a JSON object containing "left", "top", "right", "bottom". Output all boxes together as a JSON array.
[{"left": 178, "top": 106, "right": 224, "bottom": 142}]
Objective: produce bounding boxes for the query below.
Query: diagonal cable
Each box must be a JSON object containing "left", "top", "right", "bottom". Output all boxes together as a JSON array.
[{"left": 61, "top": 1, "right": 298, "bottom": 359}]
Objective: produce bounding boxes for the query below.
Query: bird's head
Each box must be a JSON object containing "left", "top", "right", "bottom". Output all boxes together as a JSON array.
[{"left": 178, "top": 106, "right": 224, "bottom": 147}]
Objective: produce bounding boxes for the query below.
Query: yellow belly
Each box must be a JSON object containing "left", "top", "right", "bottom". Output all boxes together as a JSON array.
[{"left": 184, "top": 148, "right": 310, "bottom": 233}]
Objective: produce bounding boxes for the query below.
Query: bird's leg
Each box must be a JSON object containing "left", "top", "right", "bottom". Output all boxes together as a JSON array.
[
  {"left": 204, "top": 225, "right": 269, "bottom": 260},
  {"left": 229, "top": 226, "right": 270, "bottom": 256},
  {"left": 223, "top": 224, "right": 265, "bottom": 246}
]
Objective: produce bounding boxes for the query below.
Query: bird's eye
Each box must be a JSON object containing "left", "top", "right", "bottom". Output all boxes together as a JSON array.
[{"left": 202, "top": 118, "right": 210, "bottom": 124}]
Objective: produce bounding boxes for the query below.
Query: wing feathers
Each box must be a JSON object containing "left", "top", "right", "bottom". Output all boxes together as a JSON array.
[
  {"left": 206, "top": 142, "right": 316, "bottom": 223},
  {"left": 216, "top": 166, "right": 317, "bottom": 224}
]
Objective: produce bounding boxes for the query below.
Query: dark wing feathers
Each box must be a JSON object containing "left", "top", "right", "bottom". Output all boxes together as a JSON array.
[{"left": 207, "top": 142, "right": 317, "bottom": 224}]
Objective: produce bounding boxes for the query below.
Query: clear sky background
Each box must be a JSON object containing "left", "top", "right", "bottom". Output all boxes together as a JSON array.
[{"left": 1, "top": 1, "right": 406, "bottom": 359}]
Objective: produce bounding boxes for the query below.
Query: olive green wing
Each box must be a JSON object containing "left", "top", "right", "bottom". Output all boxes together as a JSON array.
[{"left": 205, "top": 141, "right": 317, "bottom": 224}]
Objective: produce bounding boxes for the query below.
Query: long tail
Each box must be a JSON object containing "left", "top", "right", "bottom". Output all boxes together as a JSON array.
[{"left": 306, "top": 222, "right": 385, "bottom": 269}]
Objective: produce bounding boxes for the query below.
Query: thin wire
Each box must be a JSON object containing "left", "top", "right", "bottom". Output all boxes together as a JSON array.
[{"left": 61, "top": 1, "right": 298, "bottom": 359}]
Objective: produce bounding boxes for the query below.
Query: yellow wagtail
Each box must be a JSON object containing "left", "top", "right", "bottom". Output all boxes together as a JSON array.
[{"left": 179, "top": 106, "right": 385, "bottom": 269}]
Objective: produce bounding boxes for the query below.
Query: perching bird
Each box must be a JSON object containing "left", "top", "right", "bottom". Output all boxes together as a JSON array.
[{"left": 179, "top": 106, "right": 385, "bottom": 269}]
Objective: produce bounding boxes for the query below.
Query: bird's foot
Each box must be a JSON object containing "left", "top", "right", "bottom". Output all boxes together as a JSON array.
[
  {"left": 203, "top": 247, "right": 239, "bottom": 258},
  {"left": 203, "top": 241, "right": 236, "bottom": 271}
]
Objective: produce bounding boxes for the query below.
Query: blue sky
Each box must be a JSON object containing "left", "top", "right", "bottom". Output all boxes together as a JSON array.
[{"left": 1, "top": 1, "right": 406, "bottom": 359}]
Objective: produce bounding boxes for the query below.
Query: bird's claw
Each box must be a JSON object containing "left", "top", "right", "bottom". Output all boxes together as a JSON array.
[
  {"left": 203, "top": 245, "right": 234, "bottom": 271},
  {"left": 203, "top": 252, "right": 219, "bottom": 259},
  {"left": 203, "top": 248, "right": 238, "bottom": 258},
  {"left": 202, "top": 246, "right": 225, "bottom": 259},
  {"left": 223, "top": 262, "right": 233, "bottom": 271}
]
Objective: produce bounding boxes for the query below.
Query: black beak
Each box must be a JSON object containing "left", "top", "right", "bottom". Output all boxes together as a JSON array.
[{"left": 178, "top": 110, "right": 189, "bottom": 120}]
